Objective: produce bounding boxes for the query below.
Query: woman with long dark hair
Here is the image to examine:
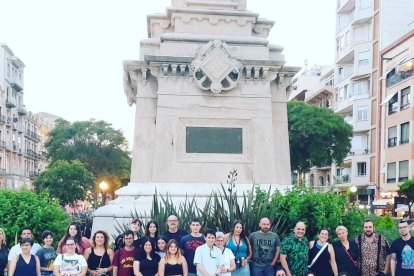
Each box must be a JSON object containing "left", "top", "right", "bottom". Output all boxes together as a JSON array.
[
  {"left": 134, "top": 237, "right": 161, "bottom": 276},
  {"left": 84, "top": 230, "right": 113, "bottom": 276},
  {"left": 224, "top": 220, "right": 252, "bottom": 275},
  {"left": 144, "top": 220, "right": 159, "bottom": 246},
  {"left": 58, "top": 223, "right": 91, "bottom": 255}
]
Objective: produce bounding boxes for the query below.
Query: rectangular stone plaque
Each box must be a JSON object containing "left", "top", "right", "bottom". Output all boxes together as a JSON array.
[{"left": 186, "top": 127, "right": 243, "bottom": 154}]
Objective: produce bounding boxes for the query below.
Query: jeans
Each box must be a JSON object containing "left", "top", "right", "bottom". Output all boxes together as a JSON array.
[{"left": 251, "top": 264, "right": 274, "bottom": 276}]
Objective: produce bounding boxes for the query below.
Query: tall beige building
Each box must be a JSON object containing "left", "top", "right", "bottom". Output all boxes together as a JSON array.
[
  {"left": 0, "top": 44, "right": 42, "bottom": 188},
  {"left": 290, "top": 0, "right": 414, "bottom": 211}
]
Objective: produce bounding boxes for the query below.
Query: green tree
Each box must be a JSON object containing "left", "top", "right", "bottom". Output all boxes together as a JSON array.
[
  {"left": 288, "top": 101, "right": 353, "bottom": 181},
  {"left": 0, "top": 187, "right": 70, "bottom": 246},
  {"left": 34, "top": 160, "right": 95, "bottom": 206},
  {"left": 399, "top": 178, "right": 414, "bottom": 217},
  {"left": 45, "top": 119, "right": 131, "bottom": 194}
]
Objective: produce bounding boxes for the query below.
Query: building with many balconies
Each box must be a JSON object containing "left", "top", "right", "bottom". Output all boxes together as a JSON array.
[{"left": 0, "top": 44, "right": 43, "bottom": 188}]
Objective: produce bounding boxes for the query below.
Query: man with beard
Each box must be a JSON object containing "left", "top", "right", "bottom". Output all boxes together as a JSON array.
[
  {"left": 355, "top": 219, "right": 390, "bottom": 276},
  {"left": 390, "top": 219, "right": 414, "bottom": 276},
  {"left": 249, "top": 217, "right": 281, "bottom": 276}
]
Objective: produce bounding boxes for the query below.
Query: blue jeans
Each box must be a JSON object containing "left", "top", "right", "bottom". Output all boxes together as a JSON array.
[{"left": 251, "top": 264, "right": 274, "bottom": 276}]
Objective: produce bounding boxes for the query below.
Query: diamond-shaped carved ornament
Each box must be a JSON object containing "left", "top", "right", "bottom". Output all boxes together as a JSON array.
[{"left": 191, "top": 40, "right": 242, "bottom": 94}]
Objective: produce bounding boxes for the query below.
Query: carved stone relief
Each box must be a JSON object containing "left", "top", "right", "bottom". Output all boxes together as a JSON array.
[{"left": 190, "top": 40, "right": 243, "bottom": 94}]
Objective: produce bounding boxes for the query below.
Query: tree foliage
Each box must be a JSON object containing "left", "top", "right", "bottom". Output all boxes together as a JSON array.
[
  {"left": 288, "top": 101, "right": 353, "bottom": 173},
  {"left": 34, "top": 160, "right": 95, "bottom": 206},
  {"left": 45, "top": 119, "right": 131, "bottom": 194},
  {"left": 399, "top": 178, "right": 414, "bottom": 217},
  {"left": 0, "top": 188, "right": 70, "bottom": 246}
]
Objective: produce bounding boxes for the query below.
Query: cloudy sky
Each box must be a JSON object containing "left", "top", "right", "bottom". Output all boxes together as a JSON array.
[{"left": 0, "top": 0, "right": 336, "bottom": 146}]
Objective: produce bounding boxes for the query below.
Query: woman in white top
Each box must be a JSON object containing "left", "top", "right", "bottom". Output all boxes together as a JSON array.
[
  {"left": 215, "top": 232, "right": 236, "bottom": 276},
  {"left": 53, "top": 237, "right": 87, "bottom": 276}
]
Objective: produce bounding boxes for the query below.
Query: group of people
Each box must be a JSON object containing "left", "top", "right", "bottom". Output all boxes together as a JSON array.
[{"left": 0, "top": 216, "right": 413, "bottom": 276}]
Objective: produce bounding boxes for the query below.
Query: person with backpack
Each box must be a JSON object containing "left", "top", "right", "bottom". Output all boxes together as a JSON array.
[
  {"left": 354, "top": 219, "right": 390, "bottom": 276},
  {"left": 114, "top": 219, "right": 143, "bottom": 251},
  {"left": 112, "top": 230, "right": 140, "bottom": 276}
]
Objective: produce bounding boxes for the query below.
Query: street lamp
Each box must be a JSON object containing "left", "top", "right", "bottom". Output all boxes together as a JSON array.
[
  {"left": 350, "top": 185, "right": 357, "bottom": 193},
  {"left": 99, "top": 181, "right": 109, "bottom": 206}
]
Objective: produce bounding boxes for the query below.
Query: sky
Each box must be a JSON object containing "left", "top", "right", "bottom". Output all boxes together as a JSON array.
[{"left": 0, "top": 0, "right": 336, "bottom": 147}]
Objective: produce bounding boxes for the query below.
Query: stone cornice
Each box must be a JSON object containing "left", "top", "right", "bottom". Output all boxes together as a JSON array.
[{"left": 160, "top": 33, "right": 269, "bottom": 45}]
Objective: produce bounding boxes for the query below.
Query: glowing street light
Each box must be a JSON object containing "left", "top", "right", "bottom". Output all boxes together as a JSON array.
[
  {"left": 99, "top": 181, "right": 108, "bottom": 191},
  {"left": 350, "top": 185, "right": 357, "bottom": 193}
]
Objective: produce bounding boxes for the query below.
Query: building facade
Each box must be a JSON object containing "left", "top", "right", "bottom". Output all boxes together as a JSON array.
[{"left": 0, "top": 44, "right": 42, "bottom": 188}]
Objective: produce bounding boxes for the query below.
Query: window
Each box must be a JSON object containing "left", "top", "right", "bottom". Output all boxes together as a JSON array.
[
  {"left": 339, "top": 67, "right": 344, "bottom": 80},
  {"left": 310, "top": 174, "right": 314, "bottom": 187},
  {"left": 358, "top": 50, "right": 369, "bottom": 66},
  {"left": 388, "top": 126, "right": 397, "bottom": 147},
  {"left": 353, "top": 82, "right": 364, "bottom": 95},
  {"left": 344, "top": 84, "right": 350, "bottom": 98},
  {"left": 401, "top": 122, "right": 410, "bottom": 144},
  {"left": 339, "top": 87, "right": 344, "bottom": 101},
  {"left": 388, "top": 93, "right": 398, "bottom": 114},
  {"left": 360, "top": 0, "right": 371, "bottom": 9},
  {"left": 357, "top": 106, "right": 368, "bottom": 121},
  {"left": 401, "top": 87, "right": 410, "bottom": 110},
  {"left": 319, "top": 176, "right": 325, "bottom": 186},
  {"left": 357, "top": 162, "right": 367, "bottom": 176},
  {"left": 399, "top": 160, "right": 409, "bottom": 182},
  {"left": 387, "top": 162, "right": 396, "bottom": 183}
]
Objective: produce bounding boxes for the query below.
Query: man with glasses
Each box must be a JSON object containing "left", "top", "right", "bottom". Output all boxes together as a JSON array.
[
  {"left": 162, "top": 215, "right": 188, "bottom": 243},
  {"left": 8, "top": 227, "right": 42, "bottom": 264},
  {"left": 390, "top": 219, "right": 414, "bottom": 276},
  {"left": 181, "top": 217, "right": 205, "bottom": 276},
  {"left": 194, "top": 229, "right": 225, "bottom": 276},
  {"left": 114, "top": 218, "right": 142, "bottom": 251},
  {"left": 113, "top": 230, "right": 140, "bottom": 276}
]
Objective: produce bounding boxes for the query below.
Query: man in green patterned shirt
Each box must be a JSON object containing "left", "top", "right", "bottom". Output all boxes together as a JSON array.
[{"left": 280, "top": 221, "right": 309, "bottom": 276}]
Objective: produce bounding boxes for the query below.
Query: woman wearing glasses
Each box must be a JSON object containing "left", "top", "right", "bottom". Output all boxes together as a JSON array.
[
  {"left": 8, "top": 238, "right": 41, "bottom": 276},
  {"left": 53, "top": 237, "right": 88, "bottom": 276},
  {"left": 215, "top": 232, "right": 236, "bottom": 275},
  {"left": 158, "top": 239, "right": 188, "bottom": 276},
  {"left": 58, "top": 223, "right": 91, "bottom": 255}
]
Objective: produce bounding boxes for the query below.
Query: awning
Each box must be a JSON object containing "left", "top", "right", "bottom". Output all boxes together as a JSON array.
[
  {"left": 395, "top": 205, "right": 409, "bottom": 212},
  {"left": 380, "top": 90, "right": 398, "bottom": 105},
  {"left": 372, "top": 198, "right": 393, "bottom": 205},
  {"left": 351, "top": 73, "right": 370, "bottom": 81}
]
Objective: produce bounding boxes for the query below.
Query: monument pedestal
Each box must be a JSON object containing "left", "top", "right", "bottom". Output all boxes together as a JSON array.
[
  {"left": 93, "top": 0, "right": 299, "bottom": 239},
  {"left": 91, "top": 181, "right": 290, "bottom": 238}
]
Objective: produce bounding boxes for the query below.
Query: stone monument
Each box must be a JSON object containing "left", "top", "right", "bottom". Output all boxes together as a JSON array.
[{"left": 93, "top": 0, "right": 299, "bottom": 236}]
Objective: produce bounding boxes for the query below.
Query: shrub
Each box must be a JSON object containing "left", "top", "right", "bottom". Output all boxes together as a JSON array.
[{"left": 0, "top": 187, "right": 70, "bottom": 246}]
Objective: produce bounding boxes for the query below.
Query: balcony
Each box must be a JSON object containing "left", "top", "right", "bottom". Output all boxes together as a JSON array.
[
  {"left": 25, "top": 129, "right": 40, "bottom": 141},
  {"left": 0, "top": 115, "right": 5, "bottom": 124},
  {"left": 0, "top": 141, "right": 6, "bottom": 149},
  {"left": 5, "top": 98, "right": 16, "bottom": 108},
  {"left": 305, "top": 82, "right": 334, "bottom": 103},
  {"left": 9, "top": 75, "right": 23, "bottom": 92},
  {"left": 337, "top": 0, "right": 355, "bottom": 14},
  {"left": 336, "top": 174, "right": 351, "bottom": 184},
  {"left": 28, "top": 171, "right": 39, "bottom": 178},
  {"left": 17, "top": 105, "right": 27, "bottom": 115},
  {"left": 26, "top": 149, "right": 40, "bottom": 159}
]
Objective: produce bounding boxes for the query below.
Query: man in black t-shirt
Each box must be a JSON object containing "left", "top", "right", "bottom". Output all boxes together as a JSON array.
[
  {"left": 161, "top": 215, "right": 188, "bottom": 243},
  {"left": 390, "top": 219, "right": 414, "bottom": 276}
]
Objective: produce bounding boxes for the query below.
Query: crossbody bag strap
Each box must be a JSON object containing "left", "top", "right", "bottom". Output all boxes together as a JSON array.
[
  {"left": 342, "top": 244, "right": 358, "bottom": 268},
  {"left": 376, "top": 235, "right": 381, "bottom": 273},
  {"left": 308, "top": 242, "right": 329, "bottom": 269}
]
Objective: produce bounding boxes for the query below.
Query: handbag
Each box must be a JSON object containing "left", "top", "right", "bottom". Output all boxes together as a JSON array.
[
  {"left": 88, "top": 249, "right": 111, "bottom": 276},
  {"left": 308, "top": 242, "right": 329, "bottom": 269}
]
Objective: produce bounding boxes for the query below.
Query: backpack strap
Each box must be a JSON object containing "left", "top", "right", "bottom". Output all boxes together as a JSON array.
[{"left": 358, "top": 234, "right": 362, "bottom": 265}]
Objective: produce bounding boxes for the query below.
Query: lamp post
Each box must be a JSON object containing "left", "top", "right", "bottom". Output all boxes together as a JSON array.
[{"left": 99, "top": 181, "right": 109, "bottom": 206}]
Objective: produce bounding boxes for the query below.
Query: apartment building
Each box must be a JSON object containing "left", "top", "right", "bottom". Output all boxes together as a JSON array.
[
  {"left": 288, "top": 1, "right": 414, "bottom": 211},
  {"left": 378, "top": 30, "right": 414, "bottom": 213},
  {"left": 0, "top": 44, "right": 42, "bottom": 188}
]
